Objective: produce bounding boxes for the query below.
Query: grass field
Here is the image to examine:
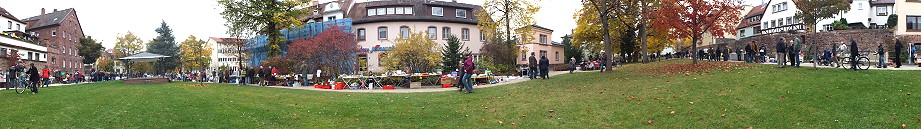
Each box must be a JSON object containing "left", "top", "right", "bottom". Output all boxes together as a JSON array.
[{"left": 1, "top": 59, "right": 919, "bottom": 128}]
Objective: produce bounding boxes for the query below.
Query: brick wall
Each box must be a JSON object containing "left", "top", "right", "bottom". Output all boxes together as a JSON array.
[{"left": 723, "top": 29, "right": 901, "bottom": 54}]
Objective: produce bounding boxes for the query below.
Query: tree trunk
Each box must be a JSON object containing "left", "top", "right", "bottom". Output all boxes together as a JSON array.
[
  {"left": 505, "top": 0, "right": 511, "bottom": 42},
  {"left": 600, "top": 3, "right": 613, "bottom": 72},
  {"left": 692, "top": 36, "right": 698, "bottom": 64},
  {"left": 639, "top": 23, "right": 648, "bottom": 64}
]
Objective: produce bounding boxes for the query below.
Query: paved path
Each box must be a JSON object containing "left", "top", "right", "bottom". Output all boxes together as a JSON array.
[
  {"left": 264, "top": 70, "right": 598, "bottom": 93},
  {"left": 0, "top": 82, "right": 91, "bottom": 91}
]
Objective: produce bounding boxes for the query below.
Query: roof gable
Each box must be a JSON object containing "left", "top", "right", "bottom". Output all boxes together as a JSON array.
[
  {"left": 0, "top": 7, "right": 24, "bottom": 23},
  {"left": 21, "top": 8, "right": 75, "bottom": 30}
]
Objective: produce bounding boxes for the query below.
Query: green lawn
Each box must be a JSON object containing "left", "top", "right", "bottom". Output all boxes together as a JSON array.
[{"left": 1, "top": 59, "right": 919, "bottom": 128}]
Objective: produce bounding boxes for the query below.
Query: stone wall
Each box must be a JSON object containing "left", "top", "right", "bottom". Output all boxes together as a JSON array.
[{"left": 719, "top": 29, "right": 900, "bottom": 54}]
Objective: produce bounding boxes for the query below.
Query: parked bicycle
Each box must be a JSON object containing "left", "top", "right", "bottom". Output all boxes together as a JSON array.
[{"left": 836, "top": 52, "right": 871, "bottom": 70}]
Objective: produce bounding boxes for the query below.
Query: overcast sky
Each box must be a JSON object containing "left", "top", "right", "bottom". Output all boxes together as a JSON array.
[{"left": 1, "top": 0, "right": 763, "bottom": 49}]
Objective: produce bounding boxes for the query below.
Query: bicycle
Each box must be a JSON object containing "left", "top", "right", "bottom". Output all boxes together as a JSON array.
[
  {"left": 14, "top": 77, "right": 34, "bottom": 94},
  {"left": 838, "top": 56, "right": 870, "bottom": 70}
]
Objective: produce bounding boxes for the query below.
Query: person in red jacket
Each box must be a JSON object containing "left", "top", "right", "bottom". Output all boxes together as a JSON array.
[
  {"left": 41, "top": 66, "right": 50, "bottom": 87},
  {"left": 462, "top": 55, "right": 475, "bottom": 94}
]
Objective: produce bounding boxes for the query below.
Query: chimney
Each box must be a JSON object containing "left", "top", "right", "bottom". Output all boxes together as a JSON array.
[
  {"left": 53, "top": 9, "right": 57, "bottom": 12},
  {"left": 38, "top": 8, "right": 45, "bottom": 25}
]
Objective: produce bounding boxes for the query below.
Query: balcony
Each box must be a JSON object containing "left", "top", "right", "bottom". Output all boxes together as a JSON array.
[{"left": 0, "top": 31, "right": 48, "bottom": 53}]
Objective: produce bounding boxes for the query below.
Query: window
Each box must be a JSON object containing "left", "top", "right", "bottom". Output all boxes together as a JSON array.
[
  {"left": 480, "top": 30, "right": 486, "bottom": 41},
  {"left": 400, "top": 26, "right": 409, "bottom": 38},
  {"left": 377, "top": 8, "right": 386, "bottom": 15},
  {"left": 539, "top": 50, "right": 547, "bottom": 58},
  {"left": 442, "top": 27, "right": 451, "bottom": 40},
  {"left": 908, "top": 16, "right": 921, "bottom": 30},
  {"left": 368, "top": 9, "right": 377, "bottom": 16},
  {"left": 786, "top": 17, "right": 792, "bottom": 25},
  {"left": 763, "top": 22, "right": 768, "bottom": 28},
  {"left": 378, "top": 27, "right": 388, "bottom": 39},
  {"left": 52, "top": 30, "right": 57, "bottom": 36},
  {"left": 456, "top": 9, "right": 467, "bottom": 18},
  {"left": 387, "top": 8, "right": 395, "bottom": 14},
  {"left": 35, "top": 53, "right": 39, "bottom": 60},
  {"left": 396, "top": 7, "right": 404, "bottom": 14},
  {"left": 327, "top": 16, "right": 336, "bottom": 21},
  {"left": 28, "top": 52, "right": 33, "bottom": 60},
  {"left": 15, "top": 24, "right": 19, "bottom": 31},
  {"left": 428, "top": 27, "right": 437, "bottom": 39},
  {"left": 555, "top": 52, "right": 559, "bottom": 61},
  {"left": 51, "top": 58, "right": 55, "bottom": 64},
  {"left": 858, "top": 3, "right": 863, "bottom": 10},
  {"left": 778, "top": 19, "right": 784, "bottom": 26},
  {"left": 405, "top": 7, "right": 413, "bottom": 14},
  {"left": 877, "top": 7, "right": 887, "bottom": 16},
  {"left": 771, "top": 21, "right": 776, "bottom": 28},
  {"left": 539, "top": 34, "right": 548, "bottom": 44},
  {"left": 432, "top": 7, "right": 443, "bottom": 16},
  {"left": 357, "top": 29, "right": 366, "bottom": 40},
  {"left": 461, "top": 28, "right": 470, "bottom": 41},
  {"left": 823, "top": 24, "right": 833, "bottom": 31},
  {"left": 739, "top": 30, "right": 745, "bottom": 37}
]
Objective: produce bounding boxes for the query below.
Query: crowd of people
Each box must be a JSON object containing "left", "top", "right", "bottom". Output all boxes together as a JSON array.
[{"left": 2, "top": 60, "right": 121, "bottom": 94}]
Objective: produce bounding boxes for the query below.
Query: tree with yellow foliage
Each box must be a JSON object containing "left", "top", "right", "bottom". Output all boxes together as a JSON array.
[
  {"left": 178, "top": 35, "right": 212, "bottom": 72},
  {"left": 382, "top": 30, "right": 442, "bottom": 73}
]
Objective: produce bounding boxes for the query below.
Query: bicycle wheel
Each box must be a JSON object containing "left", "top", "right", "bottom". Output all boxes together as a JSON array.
[
  {"left": 15, "top": 81, "right": 26, "bottom": 94},
  {"left": 840, "top": 57, "right": 851, "bottom": 70},
  {"left": 858, "top": 57, "right": 871, "bottom": 70}
]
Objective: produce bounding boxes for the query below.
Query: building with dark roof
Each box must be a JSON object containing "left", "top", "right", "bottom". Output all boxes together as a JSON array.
[
  {"left": 736, "top": 5, "right": 765, "bottom": 39},
  {"left": 1, "top": 6, "right": 48, "bottom": 71},
  {"left": 346, "top": 0, "right": 486, "bottom": 72},
  {"left": 22, "top": 8, "right": 85, "bottom": 73}
]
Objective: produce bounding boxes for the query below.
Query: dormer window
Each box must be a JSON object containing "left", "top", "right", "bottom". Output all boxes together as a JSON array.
[
  {"left": 432, "top": 7, "right": 443, "bottom": 16},
  {"left": 456, "top": 9, "right": 467, "bottom": 18}
]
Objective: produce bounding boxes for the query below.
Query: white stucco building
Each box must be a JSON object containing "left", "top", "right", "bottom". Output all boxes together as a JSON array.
[
  {"left": 207, "top": 37, "right": 247, "bottom": 72},
  {"left": 1, "top": 6, "right": 48, "bottom": 70},
  {"left": 755, "top": 0, "right": 897, "bottom": 33}
]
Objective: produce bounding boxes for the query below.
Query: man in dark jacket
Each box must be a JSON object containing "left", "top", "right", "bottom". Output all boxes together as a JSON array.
[
  {"left": 246, "top": 68, "right": 255, "bottom": 85},
  {"left": 539, "top": 56, "right": 550, "bottom": 79},
  {"left": 850, "top": 40, "right": 859, "bottom": 70},
  {"left": 745, "top": 42, "right": 753, "bottom": 63},
  {"left": 895, "top": 39, "right": 904, "bottom": 68},
  {"left": 528, "top": 52, "right": 537, "bottom": 79},
  {"left": 28, "top": 63, "right": 40, "bottom": 94},
  {"left": 877, "top": 44, "right": 886, "bottom": 68},
  {"left": 776, "top": 38, "right": 787, "bottom": 68}
]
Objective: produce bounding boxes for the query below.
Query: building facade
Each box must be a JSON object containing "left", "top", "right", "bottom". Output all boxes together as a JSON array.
[
  {"left": 303, "top": 0, "right": 355, "bottom": 23},
  {"left": 737, "top": 5, "right": 765, "bottom": 39},
  {"left": 208, "top": 37, "right": 247, "bottom": 72},
  {"left": 347, "top": 0, "right": 486, "bottom": 72},
  {"left": 22, "top": 8, "right": 84, "bottom": 73},
  {"left": 517, "top": 25, "right": 564, "bottom": 65},
  {"left": 1, "top": 6, "right": 47, "bottom": 70}
]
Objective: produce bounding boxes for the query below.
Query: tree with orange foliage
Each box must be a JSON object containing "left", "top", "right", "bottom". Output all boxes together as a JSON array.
[{"left": 650, "top": 0, "right": 743, "bottom": 64}]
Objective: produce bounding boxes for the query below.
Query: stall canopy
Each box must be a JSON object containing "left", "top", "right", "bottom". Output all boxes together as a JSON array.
[{"left": 118, "top": 52, "right": 170, "bottom": 62}]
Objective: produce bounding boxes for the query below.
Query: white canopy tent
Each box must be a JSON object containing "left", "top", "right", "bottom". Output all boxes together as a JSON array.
[
  {"left": 118, "top": 52, "right": 170, "bottom": 62},
  {"left": 118, "top": 52, "right": 170, "bottom": 78}
]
